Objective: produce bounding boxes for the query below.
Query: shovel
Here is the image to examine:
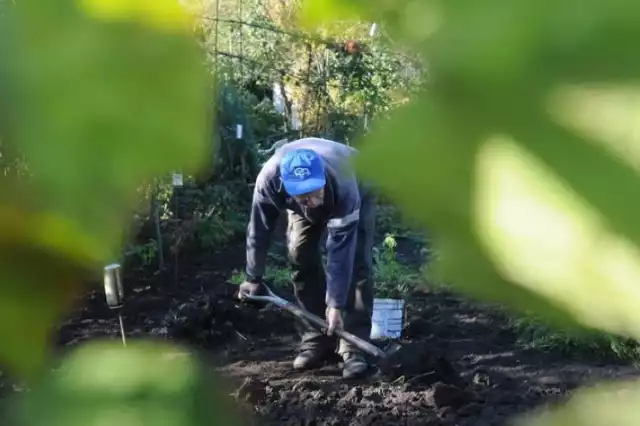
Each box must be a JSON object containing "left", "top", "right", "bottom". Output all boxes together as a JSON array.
[{"left": 239, "top": 283, "right": 401, "bottom": 362}]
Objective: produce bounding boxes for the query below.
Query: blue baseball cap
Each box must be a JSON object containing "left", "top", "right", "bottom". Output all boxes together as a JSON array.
[{"left": 279, "top": 148, "right": 326, "bottom": 196}]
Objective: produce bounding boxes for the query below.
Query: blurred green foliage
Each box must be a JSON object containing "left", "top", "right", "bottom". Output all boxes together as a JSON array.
[
  {"left": 0, "top": 0, "right": 245, "bottom": 424},
  {"left": 299, "top": 0, "right": 640, "bottom": 345},
  {"left": 514, "top": 379, "right": 640, "bottom": 426},
  {"left": 0, "top": 0, "right": 420, "bottom": 424},
  {"left": 8, "top": 340, "right": 240, "bottom": 426},
  {"left": 0, "top": 0, "right": 209, "bottom": 379},
  {"left": 299, "top": 0, "right": 640, "bottom": 424},
  {"left": 4, "top": 0, "right": 640, "bottom": 423}
]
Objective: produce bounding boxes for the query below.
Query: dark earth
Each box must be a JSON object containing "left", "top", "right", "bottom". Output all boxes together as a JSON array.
[{"left": 21, "top": 233, "right": 640, "bottom": 425}]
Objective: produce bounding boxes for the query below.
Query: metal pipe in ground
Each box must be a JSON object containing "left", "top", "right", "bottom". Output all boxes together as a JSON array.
[{"left": 104, "top": 263, "right": 127, "bottom": 347}]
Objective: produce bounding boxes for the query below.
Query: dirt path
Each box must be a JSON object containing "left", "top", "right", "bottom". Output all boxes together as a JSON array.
[{"left": 47, "top": 241, "right": 640, "bottom": 426}]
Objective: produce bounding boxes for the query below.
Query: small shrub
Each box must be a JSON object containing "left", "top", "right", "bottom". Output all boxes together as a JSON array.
[
  {"left": 373, "top": 234, "right": 421, "bottom": 298},
  {"left": 127, "top": 240, "right": 159, "bottom": 266}
]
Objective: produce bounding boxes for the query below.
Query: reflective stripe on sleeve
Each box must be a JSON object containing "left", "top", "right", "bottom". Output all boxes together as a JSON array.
[{"left": 327, "top": 209, "right": 359, "bottom": 229}]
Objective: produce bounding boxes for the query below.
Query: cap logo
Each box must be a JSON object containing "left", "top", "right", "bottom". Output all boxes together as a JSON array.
[
  {"left": 299, "top": 152, "right": 315, "bottom": 164},
  {"left": 293, "top": 167, "right": 311, "bottom": 179}
]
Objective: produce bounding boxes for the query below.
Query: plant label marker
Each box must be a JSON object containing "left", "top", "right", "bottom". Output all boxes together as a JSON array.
[
  {"left": 236, "top": 124, "right": 243, "bottom": 139},
  {"left": 369, "top": 23, "right": 377, "bottom": 37},
  {"left": 104, "top": 263, "right": 127, "bottom": 347},
  {"left": 104, "top": 263, "right": 124, "bottom": 308},
  {"left": 172, "top": 172, "right": 183, "bottom": 188}
]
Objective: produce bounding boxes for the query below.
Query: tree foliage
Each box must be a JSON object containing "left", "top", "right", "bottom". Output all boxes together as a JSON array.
[
  {"left": 198, "top": 0, "right": 420, "bottom": 143},
  {"left": 299, "top": 0, "right": 640, "bottom": 424}
]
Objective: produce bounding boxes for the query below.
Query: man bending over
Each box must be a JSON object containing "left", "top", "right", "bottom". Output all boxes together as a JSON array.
[{"left": 238, "top": 137, "right": 376, "bottom": 380}]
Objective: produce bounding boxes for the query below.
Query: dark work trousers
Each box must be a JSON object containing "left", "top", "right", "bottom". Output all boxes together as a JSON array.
[{"left": 286, "top": 189, "right": 376, "bottom": 356}]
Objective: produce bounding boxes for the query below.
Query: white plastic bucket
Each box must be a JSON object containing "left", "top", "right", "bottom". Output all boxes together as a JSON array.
[{"left": 370, "top": 298, "right": 405, "bottom": 340}]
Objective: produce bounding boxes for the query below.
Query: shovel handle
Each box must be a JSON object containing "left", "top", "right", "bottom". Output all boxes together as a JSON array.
[
  {"left": 276, "top": 299, "right": 388, "bottom": 359},
  {"left": 241, "top": 286, "right": 389, "bottom": 359}
]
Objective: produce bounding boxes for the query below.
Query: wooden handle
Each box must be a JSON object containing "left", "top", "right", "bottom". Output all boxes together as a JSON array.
[{"left": 277, "top": 301, "right": 388, "bottom": 359}]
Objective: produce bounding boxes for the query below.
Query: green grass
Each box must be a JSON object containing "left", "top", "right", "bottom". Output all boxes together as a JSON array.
[
  {"left": 229, "top": 265, "right": 292, "bottom": 290},
  {"left": 509, "top": 314, "right": 640, "bottom": 363}
]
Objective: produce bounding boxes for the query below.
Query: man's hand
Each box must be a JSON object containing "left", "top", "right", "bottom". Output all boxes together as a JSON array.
[
  {"left": 238, "top": 281, "right": 262, "bottom": 300},
  {"left": 325, "top": 307, "right": 343, "bottom": 336}
]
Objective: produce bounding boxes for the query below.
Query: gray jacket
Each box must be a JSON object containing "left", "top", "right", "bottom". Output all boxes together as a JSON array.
[{"left": 245, "top": 137, "right": 364, "bottom": 308}]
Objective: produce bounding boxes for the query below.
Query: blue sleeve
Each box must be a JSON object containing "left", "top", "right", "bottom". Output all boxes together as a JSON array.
[
  {"left": 245, "top": 173, "right": 284, "bottom": 282},
  {"left": 324, "top": 188, "right": 361, "bottom": 309}
]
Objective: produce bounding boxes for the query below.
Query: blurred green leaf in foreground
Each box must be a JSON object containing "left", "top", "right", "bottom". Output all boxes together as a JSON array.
[
  {"left": 8, "top": 340, "right": 241, "bottom": 426},
  {"left": 0, "top": 0, "right": 210, "bottom": 377},
  {"left": 513, "top": 378, "right": 640, "bottom": 426},
  {"left": 299, "top": 0, "right": 640, "bottom": 425},
  {"left": 299, "top": 0, "right": 640, "bottom": 352}
]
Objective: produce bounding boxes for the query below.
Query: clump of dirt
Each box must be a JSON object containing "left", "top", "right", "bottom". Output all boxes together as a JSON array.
[
  {"left": 428, "top": 382, "right": 474, "bottom": 409},
  {"left": 235, "top": 378, "right": 269, "bottom": 405},
  {"left": 159, "top": 283, "right": 295, "bottom": 348},
  {"left": 381, "top": 341, "right": 466, "bottom": 390}
]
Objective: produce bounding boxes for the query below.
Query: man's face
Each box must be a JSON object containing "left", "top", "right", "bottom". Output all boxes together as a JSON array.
[{"left": 293, "top": 187, "right": 325, "bottom": 208}]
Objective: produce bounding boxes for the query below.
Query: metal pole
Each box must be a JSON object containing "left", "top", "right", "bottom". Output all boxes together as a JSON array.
[
  {"left": 213, "top": 0, "right": 220, "bottom": 69},
  {"left": 104, "top": 263, "right": 127, "bottom": 347},
  {"left": 171, "top": 173, "right": 183, "bottom": 289},
  {"left": 118, "top": 314, "right": 127, "bottom": 346},
  {"left": 153, "top": 195, "right": 164, "bottom": 271}
]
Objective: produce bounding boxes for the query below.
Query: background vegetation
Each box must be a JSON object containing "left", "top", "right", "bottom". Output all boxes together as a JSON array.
[{"left": 2, "top": 0, "right": 640, "bottom": 424}]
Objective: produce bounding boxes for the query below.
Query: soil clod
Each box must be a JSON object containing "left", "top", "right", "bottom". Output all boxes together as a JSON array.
[
  {"left": 160, "top": 290, "right": 294, "bottom": 348},
  {"left": 429, "top": 382, "right": 473, "bottom": 409},
  {"left": 236, "top": 378, "right": 268, "bottom": 404}
]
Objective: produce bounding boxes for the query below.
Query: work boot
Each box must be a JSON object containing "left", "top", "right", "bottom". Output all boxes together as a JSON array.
[
  {"left": 293, "top": 348, "right": 331, "bottom": 371},
  {"left": 342, "top": 352, "right": 369, "bottom": 379}
]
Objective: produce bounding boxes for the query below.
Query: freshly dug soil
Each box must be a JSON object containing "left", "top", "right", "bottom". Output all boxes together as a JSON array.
[{"left": 35, "top": 241, "right": 640, "bottom": 425}]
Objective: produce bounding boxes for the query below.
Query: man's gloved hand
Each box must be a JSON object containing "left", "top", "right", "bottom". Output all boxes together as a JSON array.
[
  {"left": 238, "top": 281, "right": 263, "bottom": 300},
  {"left": 325, "top": 307, "right": 344, "bottom": 336}
]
